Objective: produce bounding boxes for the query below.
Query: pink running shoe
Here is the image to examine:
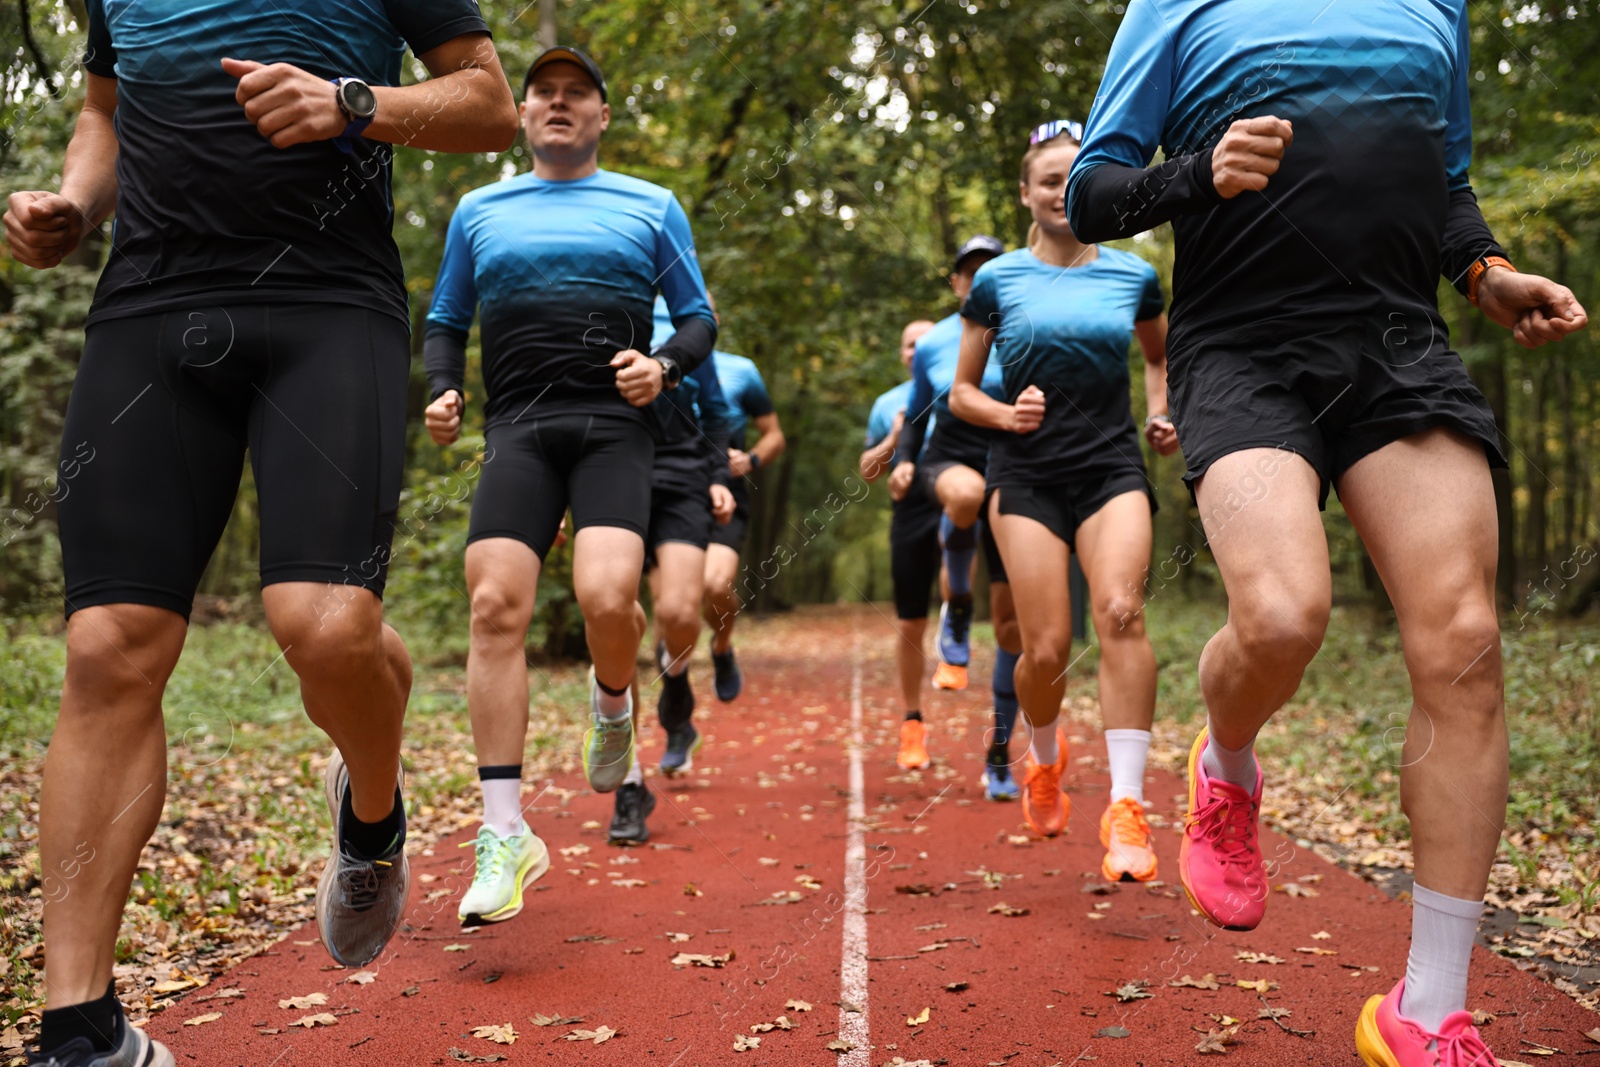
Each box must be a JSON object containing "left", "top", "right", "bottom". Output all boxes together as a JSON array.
[
  {"left": 1355, "top": 979, "right": 1501, "bottom": 1066},
  {"left": 1178, "top": 728, "right": 1267, "bottom": 930}
]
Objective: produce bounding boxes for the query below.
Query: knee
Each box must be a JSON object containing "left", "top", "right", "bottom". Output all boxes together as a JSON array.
[
  {"left": 1413, "top": 603, "right": 1503, "bottom": 694},
  {"left": 63, "top": 610, "right": 178, "bottom": 710},
  {"left": 580, "top": 585, "right": 636, "bottom": 628},
  {"left": 1093, "top": 591, "right": 1147, "bottom": 640},
  {"left": 654, "top": 590, "right": 700, "bottom": 639},
  {"left": 1024, "top": 638, "right": 1072, "bottom": 683},
  {"left": 282, "top": 601, "right": 385, "bottom": 681},
  {"left": 469, "top": 580, "right": 533, "bottom": 639},
  {"left": 994, "top": 616, "right": 1021, "bottom": 652},
  {"left": 1231, "top": 596, "right": 1329, "bottom": 672}
]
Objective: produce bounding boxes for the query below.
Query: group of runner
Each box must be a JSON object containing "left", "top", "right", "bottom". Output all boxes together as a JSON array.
[{"left": 5, "top": 1, "right": 1590, "bottom": 1065}]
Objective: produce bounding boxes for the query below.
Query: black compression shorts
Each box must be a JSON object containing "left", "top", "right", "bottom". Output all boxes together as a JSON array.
[
  {"left": 469, "top": 414, "right": 653, "bottom": 559},
  {"left": 57, "top": 306, "right": 409, "bottom": 620},
  {"left": 980, "top": 495, "right": 1007, "bottom": 584},
  {"left": 646, "top": 485, "right": 714, "bottom": 559},
  {"left": 889, "top": 492, "right": 942, "bottom": 620},
  {"left": 992, "top": 471, "right": 1155, "bottom": 551},
  {"left": 709, "top": 481, "right": 750, "bottom": 552},
  {"left": 1168, "top": 334, "right": 1507, "bottom": 507}
]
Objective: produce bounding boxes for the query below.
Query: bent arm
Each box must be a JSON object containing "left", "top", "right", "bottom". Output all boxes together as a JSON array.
[
  {"left": 368, "top": 34, "right": 518, "bottom": 152},
  {"left": 894, "top": 350, "right": 934, "bottom": 464},
  {"left": 61, "top": 73, "right": 121, "bottom": 227},
  {"left": 1135, "top": 314, "right": 1170, "bottom": 420},
  {"left": 948, "top": 318, "right": 1012, "bottom": 431},
  {"left": 748, "top": 412, "right": 785, "bottom": 467}
]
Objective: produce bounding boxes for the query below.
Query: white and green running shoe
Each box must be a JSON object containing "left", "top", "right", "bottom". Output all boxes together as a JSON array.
[
  {"left": 583, "top": 672, "right": 635, "bottom": 793},
  {"left": 458, "top": 820, "right": 549, "bottom": 926}
]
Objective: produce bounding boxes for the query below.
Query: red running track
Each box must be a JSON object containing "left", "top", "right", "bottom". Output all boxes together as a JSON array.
[{"left": 161, "top": 609, "right": 1597, "bottom": 1066}]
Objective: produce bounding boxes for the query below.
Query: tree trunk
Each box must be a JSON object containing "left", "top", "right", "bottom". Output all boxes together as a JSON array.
[{"left": 539, "top": 0, "right": 557, "bottom": 49}]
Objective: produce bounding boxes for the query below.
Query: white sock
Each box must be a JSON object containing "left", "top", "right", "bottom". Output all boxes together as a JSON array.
[
  {"left": 594, "top": 677, "right": 632, "bottom": 720},
  {"left": 1401, "top": 883, "right": 1482, "bottom": 1032},
  {"left": 479, "top": 778, "right": 524, "bottom": 838},
  {"left": 1029, "top": 722, "right": 1059, "bottom": 766},
  {"left": 665, "top": 649, "right": 689, "bottom": 677},
  {"left": 1104, "top": 729, "right": 1150, "bottom": 805},
  {"left": 1200, "top": 724, "right": 1257, "bottom": 791},
  {"left": 623, "top": 759, "right": 644, "bottom": 787}
]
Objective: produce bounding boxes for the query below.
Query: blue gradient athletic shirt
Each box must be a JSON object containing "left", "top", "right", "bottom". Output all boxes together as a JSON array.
[
  {"left": 895, "top": 313, "right": 1006, "bottom": 470},
  {"left": 712, "top": 354, "right": 776, "bottom": 449},
  {"left": 425, "top": 169, "right": 716, "bottom": 428},
  {"left": 1067, "top": 0, "right": 1505, "bottom": 361},
  {"left": 650, "top": 298, "right": 732, "bottom": 491},
  {"left": 961, "top": 248, "right": 1164, "bottom": 487},
  {"left": 84, "top": 0, "right": 487, "bottom": 324}
]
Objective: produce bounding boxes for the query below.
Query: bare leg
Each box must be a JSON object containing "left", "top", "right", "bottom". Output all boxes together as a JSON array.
[
  {"left": 262, "top": 583, "right": 412, "bottom": 822},
  {"left": 1074, "top": 492, "right": 1157, "bottom": 733},
  {"left": 702, "top": 544, "right": 742, "bottom": 654},
  {"left": 651, "top": 543, "right": 708, "bottom": 671},
  {"left": 1193, "top": 449, "right": 1331, "bottom": 751},
  {"left": 573, "top": 527, "right": 647, "bottom": 690},
  {"left": 461, "top": 538, "right": 542, "bottom": 767},
  {"left": 933, "top": 464, "right": 986, "bottom": 528},
  {"left": 986, "top": 493, "right": 1072, "bottom": 738},
  {"left": 1338, "top": 429, "right": 1505, "bottom": 899},
  {"left": 41, "top": 606, "right": 185, "bottom": 1008},
  {"left": 892, "top": 617, "right": 929, "bottom": 711}
]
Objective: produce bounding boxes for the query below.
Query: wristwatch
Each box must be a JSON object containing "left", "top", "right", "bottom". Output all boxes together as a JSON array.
[
  {"left": 331, "top": 77, "right": 377, "bottom": 153},
  {"left": 653, "top": 354, "right": 682, "bottom": 390},
  {"left": 1466, "top": 255, "right": 1516, "bottom": 307},
  {"left": 749, "top": 452, "right": 762, "bottom": 471}
]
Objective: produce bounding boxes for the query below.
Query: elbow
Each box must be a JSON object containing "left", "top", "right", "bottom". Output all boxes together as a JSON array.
[
  {"left": 769, "top": 430, "right": 787, "bottom": 458},
  {"left": 489, "top": 99, "right": 521, "bottom": 152},
  {"left": 948, "top": 385, "right": 972, "bottom": 423}
]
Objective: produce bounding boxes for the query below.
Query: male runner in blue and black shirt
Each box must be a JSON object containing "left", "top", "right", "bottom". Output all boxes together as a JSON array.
[
  {"left": 3, "top": 3, "right": 517, "bottom": 1064},
  {"left": 1067, "top": 4, "right": 1587, "bottom": 1063},
  {"left": 422, "top": 47, "right": 716, "bottom": 925}
]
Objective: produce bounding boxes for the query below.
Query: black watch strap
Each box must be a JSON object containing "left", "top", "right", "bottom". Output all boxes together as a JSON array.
[{"left": 654, "top": 354, "right": 682, "bottom": 389}]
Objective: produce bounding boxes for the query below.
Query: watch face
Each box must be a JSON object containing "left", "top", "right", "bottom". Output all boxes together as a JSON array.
[{"left": 342, "top": 80, "right": 377, "bottom": 120}]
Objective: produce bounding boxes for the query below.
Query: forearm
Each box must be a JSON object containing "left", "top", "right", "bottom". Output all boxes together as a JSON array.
[
  {"left": 1143, "top": 360, "right": 1169, "bottom": 419},
  {"left": 949, "top": 382, "right": 1013, "bottom": 432},
  {"left": 1067, "top": 153, "right": 1221, "bottom": 244},
  {"left": 423, "top": 325, "right": 468, "bottom": 402},
  {"left": 368, "top": 55, "right": 516, "bottom": 152},
  {"left": 59, "top": 103, "right": 120, "bottom": 225},
  {"left": 1440, "top": 186, "right": 1508, "bottom": 296},
  {"left": 860, "top": 440, "right": 895, "bottom": 481},
  {"left": 653, "top": 316, "right": 716, "bottom": 376},
  {"left": 751, "top": 427, "right": 785, "bottom": 465}
]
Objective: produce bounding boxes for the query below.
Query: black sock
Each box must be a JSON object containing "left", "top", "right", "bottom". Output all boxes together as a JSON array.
[
  {"left": 40, "top": 981, "right": 119, "bottom": 1054},
  {"left": 987, "top": 741, "right": 1011, "bottom": 768},
  {"left": 904, "top": 709, "right": 923, "bottom": 722},
  {"left": 659, "top": 670, "right": 695, "bottom": 730},
  {"left": 595, "top": 675, "right": 629, "bottom": 698},
  {"left": 339, "top": 784, "right": 405, "bottom": 860},
  {"left": 476, "top": 764, "right": 521, "bottom": 782}
]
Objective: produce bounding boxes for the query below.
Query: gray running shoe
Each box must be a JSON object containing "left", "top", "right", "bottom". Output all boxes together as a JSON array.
[
  {"left": 583, "top": 672, "right": 635, "bottom": 793},
  {"left": 27, "top": 1004, "right": 173, "bottom": 1067},
  {"left": 315, "top": 750, "right": 410, "bottom": 968}
]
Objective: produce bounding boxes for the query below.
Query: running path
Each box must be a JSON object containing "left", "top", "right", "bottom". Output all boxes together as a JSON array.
[{"left": 162, "top": 607, "right": 1596, "bottom": 1066}]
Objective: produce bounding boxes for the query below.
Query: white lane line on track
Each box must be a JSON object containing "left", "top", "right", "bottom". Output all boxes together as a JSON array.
[{"left": 838, "top": 654, "right": 870, "bottom": 1064}]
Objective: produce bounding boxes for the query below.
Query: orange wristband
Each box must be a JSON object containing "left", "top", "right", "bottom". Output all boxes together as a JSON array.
[{"left": 1467, "top": 255, "right": 1515, "bottom": 306}]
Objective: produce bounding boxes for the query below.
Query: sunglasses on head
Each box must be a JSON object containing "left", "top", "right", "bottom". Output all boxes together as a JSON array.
[{"left": 1029, "top": 119, "right": 1084, "bottom": 145}]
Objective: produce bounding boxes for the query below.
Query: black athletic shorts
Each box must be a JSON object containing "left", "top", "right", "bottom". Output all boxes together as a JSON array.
[
  {"left": 470, "top": 414, "right": 653, "bottom": 559},
  {"left": 646, "top": 485, "right": 713, "bottom": 560},
  {"left": 1168, "top": 331, "right": 1507, "bottom": 508},
  {"left": 889, "top": 492, "right": 941, "bottom": 621},
  {"left": 992, "top": 471, "right": 1155, "bottom": 551},
  {"left": 980, "top": 492, "right": 1007, "bottom": 584},
  {"left": 58, "top": 305, "right": 409, "bottom": 620},
  {"left": 709, "top": 480, "right": 749, "bottom": 552}
]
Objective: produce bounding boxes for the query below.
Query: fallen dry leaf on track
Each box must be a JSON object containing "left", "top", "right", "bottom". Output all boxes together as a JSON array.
[
  {"left": 1295, "top": 946, "right": 1338, "bottom": 955},
  {"left": 1235, "top": 978, "right": 1279, "bottom": 993},
  {"left": 1584, "top": 1028, "right": 1600, "bottom": 1044},
  {"left": 666, "top": 932, "right": 691, "bottom": 942},
  {"left": 612, "top": 879, "right": 648, "bottom": 888},
  {"left": 529, "top": 1014, "right": 584, "bottom": 1027},
  {"left": 758, "top": 857, "right": 780, "bottom": 866},
  {"left": 1472, "top": 1010, "right": 1496, "bottom": 1025},
  {"left": 671, "top": 950, "right": 734, "bottom": 968},
  {"left": 750, "top": 1022, "right": 774, "bottom": 1033},
  {"left": 683, "top": 883, "right": 703, "bottom": 896},
  {"left": 470, "top": 1024, "right": 516, "bottom": 1045},
  {"left": 1195, "top": 1026, "right": 1239, "bottom": 1054},
  {"left": 196, "top": 988, "right": 245, "bottom": 1001},
  {"left": 733, "top": 1034, "right": 760, "bottom": 1051},
  {"left": 1170, "top": 974, "right": 1221, "bottom": 990},
  {"left": 1095, "top": 1026, "right": 1130, "bottom": 1039},
  {"left": 1235, "top": 950, "right": 1285, "bottom": 965},
  {"left": 563, "top": 1026, "right": 616, "bottom": 1044},
  {"left": 918, "top": 942, "right": 949, "bottom": 953},
  {"left": 182, "top": 1013, "right": 222, "bottom": 1027},
  {"left": 895, "top": 884, "right": 938, "bottom": 896},
  {"left": 151, "top": 977, "right": 202, "bottom": 995},
  {"left": 1258, "top": 1007, "right": 1293, "bottom": 1020},
  {"left": 447, "top": 1048, "right": 506, "bottom": 1063},
  {"left": 826, "top": 1038, "right": 856, "bottom": 1052},
  {"left": 785, "top": 999, "right": 813, "bottom": 1012},
  {"left": 289, "top": 1013, "right": 338, "bottom": 1028},
  {"left": 1277, "top": 883, "right": 1318, "bottom": 898},
  {"left": 945, "top": 981, "right": 968, "bottom": 992},
  {"left": 773, "top": 1015, "right": 793, "bottom": 1030},
  {"left": 278, "top": 993, "right": 328, "bottom": 1010},
  {"left": 346, "top": 970, "right": 376, "bottom": 985},
  {"left": 1105, "top": 981, "right": 1152, "bottom": 1003},
  {"left": 443, "top": 944, "right": 471, "bottom": 952},
  {"left": 988, "top": 902, "right": 1029, "bottom": 916},
  {"left": 905, "top": 1006, "right": 930, "bottom": 1026},
  {"left": 1312, "top": 930, "right": 1332, "bottom": 940}
]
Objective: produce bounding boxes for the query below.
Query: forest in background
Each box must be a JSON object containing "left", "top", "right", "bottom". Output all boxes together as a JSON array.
[{"left": 2, "top": 0, "right": 1598, "bottom": 655}]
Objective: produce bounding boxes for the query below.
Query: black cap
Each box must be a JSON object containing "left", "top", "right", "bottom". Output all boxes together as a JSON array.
[
  {"left": 953, "top": 234, "right": 1005, "bottom": 273},
  {"left": 522, "top": 46, "right": 607, "bottom": 102}
]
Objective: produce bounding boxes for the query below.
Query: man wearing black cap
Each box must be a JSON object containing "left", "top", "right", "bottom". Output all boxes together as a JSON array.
[
  {"left": 422, "top": 46, "right": 718, "bottom": 925},
  {"left": 886, "top": 238, "right": 1022, "bottom": 798}
]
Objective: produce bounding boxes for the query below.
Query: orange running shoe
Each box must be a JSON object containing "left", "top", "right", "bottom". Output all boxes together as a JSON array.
[
  {"left": 931, "top": 661, "right": 968, "bottom": 690},
  {"left": 897, "top": 718, "right": 930, "bottom": 770},
  {"left": 1020, "top": 733, "right": 1069, "bottom": 837},
  {"left": 1099, "top": 797, "right": 1159, "bottom": 882}
]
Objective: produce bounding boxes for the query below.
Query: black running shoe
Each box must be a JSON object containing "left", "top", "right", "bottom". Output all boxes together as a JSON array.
[
  {"left": 608, "top": 781, "right": 657, "bottom": 844},
  {"left": 712, "top": 647, "right": 743, "bottom": 702},
  {"left": 29, "top": 1004, "right": 174, "bottom": 1066},
  {"left": 660, "top": 722, "right": 702, "bottom": 777}
]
